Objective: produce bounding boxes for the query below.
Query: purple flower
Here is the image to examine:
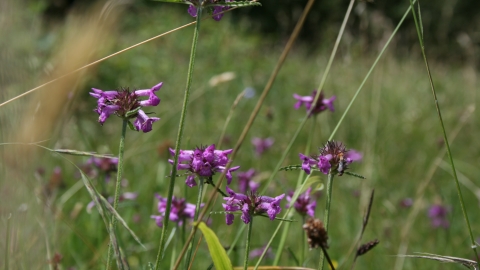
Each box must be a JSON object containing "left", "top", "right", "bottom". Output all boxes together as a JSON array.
[
  {"left": 286, "top": 187, "right": 317, "bottom": 217},
  {"left": 428, "top": 204, "right": 450, "bottom": 229},
  {"left": 187, "top": 0, "right": 231, "bottom": 21},
  {"left": 85, "top": 157, "right": 119, "bottom": 182},
  {"left": 400, "top": 198, "right": 413, "bottom": 208},
  {"left": 299, "top": 141, "right": 361, "bottom": 176},
  {"left": 249, "top": 246, "right": 273, "bottom": 259},
  {"left": 293, "top": 90, "right": 336, "bottom": 117},
  {"left": 237, "top": 169, "right": 260, "bottom": 193},
  {"left": 169, "top": 144, "right": 240, "bottom": 187},
  {"left": 89, "top": 82, "right": 162, "bottom": 130},
  {"left": 222, "top": 186, "right": 284, "bottom": 225},
  {"left": 151, "top": 194, "right": 201, "bottom": 227},
  {"left": 251, "top": 137, "right": 274, "bottom": 157}
]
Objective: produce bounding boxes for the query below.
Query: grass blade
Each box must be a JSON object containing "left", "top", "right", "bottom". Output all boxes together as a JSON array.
[{"left": 196, "top": 222, "right": 233, "bottom": 270}]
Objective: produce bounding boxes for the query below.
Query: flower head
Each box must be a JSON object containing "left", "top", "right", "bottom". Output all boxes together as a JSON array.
[
  {"left": 286, "top": 187, "right": 317, "bottom": 217},
  {"left": 169, "top": 144, "right": 240, "bottom": 187},
  {"left": 293, "top": 90, "right": 336, "bottom": 117},
  {"left": 237, "top": 169, "right": 260, "bottom": 193},
  {"left": 151, "top": 194, "right": 201, "bottom": 227},
  {"left": 187, "top": 0, "right": 231, "bottom": 21},
  {"left": 428, "top": 204, "right": 450, "bottom": 229},
  {"left": 222, "top": 186, "right": 284, "bottom": 225},
  {"left": 90, "top": 82, "right": 162, "bottom": 130},
  {"left": 303, "top": 217, "right": 329, "bottom": 250},
  {"left": 251, "top": 137, "right": 274, "bottom": 157},
  {"left": 299, "top": 141, "right": 362, "bottom": 176}
]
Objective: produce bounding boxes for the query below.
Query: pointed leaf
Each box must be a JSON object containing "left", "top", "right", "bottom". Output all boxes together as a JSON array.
[
  {"left": 53, "top": 149, "right": 115, "bottom": 158},
  {"left": 127, "top": 120, "right": 136, "bottom": 131},
  {"left": 125, "top": 107, "right": 141, "bottom": 118},
  {"left": 205, "top": 1, "right": 261, "bottom": 7},
  {"left": 151, "top": 0, "right": 189, "bottom": 4},
  {"left": 344, "top": 171, "right": 366, "bottom": 179},
  {"left": 299, "top": 176, "right": 323, "bottom": 193},
  {"left": 196, "top": 222, "right": 233, "bottom": 270}
]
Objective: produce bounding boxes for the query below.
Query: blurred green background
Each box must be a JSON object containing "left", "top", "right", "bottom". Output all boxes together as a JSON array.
[{"left": 1, "top": 0, "right": 479, "bottom": 269}]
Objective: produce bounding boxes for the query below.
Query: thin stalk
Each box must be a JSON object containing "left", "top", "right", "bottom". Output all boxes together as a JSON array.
[
  {"left": 106, "top": 119, "right": 127, "bottom": 269},
  {"left": 321, "top": 246, "right": 335, "bottom": 270},
  {"left": 185, "top": 177, "right": 205, "bottom": 269},
  {"left": 5, "top": 213, "right": 11, "bottom": 270},
  {"left": 408, "top": 0, "right": 479, "bottom": 263},
  {"left": 244, "top": 219, "right": 254, "bottom": 270},
  {"left": 273, "top": 117, "right": 316, "bottom": 266},
  {"left": 318, "top": 173, "right": 334, "bottom": 270},
  {"left": 301, "top": 215, "right": 306, "bottom": 265},
  {"left": 154, "top": 8, "right": 202, "bottom": 270}
]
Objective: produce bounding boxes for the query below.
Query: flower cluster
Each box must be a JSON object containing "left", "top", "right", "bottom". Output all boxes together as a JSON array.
[
  {"left": 187, "top": 0, "right": 232, "bottom": 21},
  {"left": 299, "top": 141, "right": 362, "bottom": 176},
  {"left": 428, "top": 204, "right": 450, "bottom": 229},
  {"left": 169, "top": 144, "right": 240, "bottom": 187},
  {"left": 151, "top": 194, "right": 201, "bottom": 227},
  {"left": 222, "top": 186, "right": 285, "bottom": 225},
  {"left": 251, "top": 137, "right": 274, "bottom": 157},
  {"left": 237, "top": 169, "right": 259, "bottom": 193},
  {"left": 286, "top": 187, "right": 317, "bottom": 217},
  {"left": 293, "top": 90, "right": 336, "bottom": 116},
  {"left": 90, "top": 82, "right": 162, "bottom": 132}
]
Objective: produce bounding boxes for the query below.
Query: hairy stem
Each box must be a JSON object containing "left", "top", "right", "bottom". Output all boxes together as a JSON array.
[
  {"left": 319, "top": 173, "right": 334, "bottom": 270},
  {"left": 185, "top": 177, "right": 205, "bottom": 269},
  {"left": 244, "top": 219, "right": 254, "bottom": 270}
]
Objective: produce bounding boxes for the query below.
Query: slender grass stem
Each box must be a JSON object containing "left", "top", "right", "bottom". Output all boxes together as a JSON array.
[
  {"left": 5, "top": 213, "right": 11, "bottom": 270},
  {"left": 185, "top": 177, "right": 205, "bottom": 269},
  {"left": 154, "top": 9, "right": 202, "bottom": 270},
  {"left": 321, "top": 246, "right": 335, "bottom": 270},
  {"left": 408, "top": 0, "right": 479, "bottom": 264},
  {"left": 244, "top": 219, "right": 253, "bottom": 270},
  {"left": 318, "top": 173, "right": 334, "bottom": 270},
  {"left": 106, "top": 119, "right": 127, "bottom": 269}
]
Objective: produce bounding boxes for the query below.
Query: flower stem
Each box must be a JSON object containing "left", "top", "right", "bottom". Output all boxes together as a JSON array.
[
  {"left": 319, "top": 173, "right": 334, "bottom": 270},
  {"left": 185, "top": 177, "right": 205, "bottom": 269},
  {"left": 106, "top": 119, "right": 127, "bottom": 269},
  {"left": 153, "top": 8, "right": 202, "bottom": 270},
  {"left": 244, "top": 219, "right": 254, "bottom": 270}
]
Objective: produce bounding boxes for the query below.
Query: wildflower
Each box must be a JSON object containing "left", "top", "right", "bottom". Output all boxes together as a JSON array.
[
  {"left": 293, "top": 90, "right": 336, "bottom": 116},
  {"left": 251, "top": 137, "right": 274, "bottom": 157},
  {"left": 222, "top": 186, "right": 284, "bottom": 225},
  {"left": 303, "top": 217, "right": 329, "bottom": 249},
  {"left": 89, "top": 82, "right": 162, "bottom": 131},
  {"left": 399, "top": 198, "right": 413, "bottom": 208},
  {"left": 150, "top": 194, "right": 201, "bottom": 227},
  {"left": 249, "top": 246, "right": 273, "bottom": 259},
  {"left": 85, "top": 157, "right": 118, "bottom": 182},
  {"left": 286, "top": 187, "right": 317, "bottom": 217},
  {"left": 428, "top": 204, "right": 450, "bottom": 229},
  {"left": 237, "top": 169, "right": 260, "bottom": 193},
  {"left": 299, "top": 141, "right": 362, "bottom": 176},
  {"left": 187, "top": 0, "right": 231, "bottom": 21},
  {"left": 169, "top": 144, "right": 240, "bottom": 187}
]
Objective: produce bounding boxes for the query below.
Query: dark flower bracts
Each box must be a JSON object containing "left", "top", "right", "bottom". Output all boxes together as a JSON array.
[
  {"left": 169, "top": 144, "right": 240, "bottom": 188},
  {"left": 299, "top": 141, "right": 362, "bottom": 176},
  {"left": 222, "top": 186, "right": 284, "bottom": 225},
  {"left": 90, "top": 82, "right": 162, "bottom": 132}
]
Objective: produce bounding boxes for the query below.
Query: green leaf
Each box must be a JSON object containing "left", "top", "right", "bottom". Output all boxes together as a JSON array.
[
  {"left": 151, "top": 0, "right": 189, "bottom": 4},
  {"left": 196, "top": 222, "right": 233, "bottom": 270},
  {"left": 127, "top": 120, "right": 136, "bottom": 131},
  {"left": 299, "top": 176, "right": 324, "bottom": 193},
  {"left": 205, "top": 1, "right": 262, "bottom": 8},
  {"left": 125, "top": 107, "right": 141, "bottom": 118}
]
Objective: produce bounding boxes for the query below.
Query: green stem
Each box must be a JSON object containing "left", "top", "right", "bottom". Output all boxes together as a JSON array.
[
  {"left": 408, "top": 0, "right": 479, "bottom": 264},
  {"left": 319, "top": 173, "right": 334, "bottom": 270},
  {"left": 154, "top": 8, "right": 202, "bottom": 270},
  {"left": 301, "top": 215, "right": 306, "bottom": 265},
  {"left": 106, "top": 119, "right": 127, "bottom": 269},
  {"left": 5, "top": 213, "right": 11, "bottom": 270},
  {"left": 185, "top": 177, "right": 205, "bottom": 269},
  {"left": 244, "top": 219, "right": 254, "bottom": 270}
]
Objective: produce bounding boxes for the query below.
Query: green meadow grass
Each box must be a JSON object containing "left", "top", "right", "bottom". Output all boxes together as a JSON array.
[{"left": 1, "top": 2, "right": 479, "bottom": 269}]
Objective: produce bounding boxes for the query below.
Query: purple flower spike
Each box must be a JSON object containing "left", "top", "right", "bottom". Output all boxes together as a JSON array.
[
  {"left": 293, "top": 90, "right": 336, "bottom": 117},
  {"left": 187, "top": 5, "right": 197, "bottom": 17},
  {"left": 251, "top": 137, "right": 274, "bottom": 157},
  {"left": 169, "top": 144, "right": 239, "bottom": 188},
  {"left": 428, "top": 204, "right": 450, "bottom": 229},
  {"left": 237, "top": 169, "right": 260, "bottom": 193},
  {"left": 151, "top": 194, "right": 201, "bottom": 227},
  {"left": 136, "top": 82, "right": 162, "bottom": 107},
  {"left": 299, "top": 141, "right": 360, "bottom": 176},
  {"left": 222, "top": 187, "right": 284, "bottom": 225},
  {"left": 134, "top": 109, "right": 160, "bottom": 133},
  {"left": 286, "top": 188, "right": 317, "bottom": 217}
]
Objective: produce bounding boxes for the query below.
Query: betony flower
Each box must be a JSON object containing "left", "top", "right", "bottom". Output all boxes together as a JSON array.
[
  {"left": 251, "top": 137, "right": 274, "bottom": 157},
  {"left": 428, "top": 204, "right": 450, "bottom": 229},
  {"left": 151, "top": 194, "right": 201, "bottom": 227},
  {"left": 286, "top": 187, "right": 317, "bottom": 217},
  {"left": 222, "top": 186, "right": 284, "bottom": 225},
  {"left": 169, "top": 144, "right": 240, "bottom": 187},
  {"left": 299, "top": 141, "right": 362, "bottom": 176},
  {"left": 237, "top": 169, "right": 260, "bottom": 193},
  {"left": 89, "top": 82, "right": 162, "bottom": 131},
  {"left": 187, "top": 0, "right": 231, "bottom": 21},
  {"left": 293, "top": 90, "right": 336, "bottom": 117}
]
